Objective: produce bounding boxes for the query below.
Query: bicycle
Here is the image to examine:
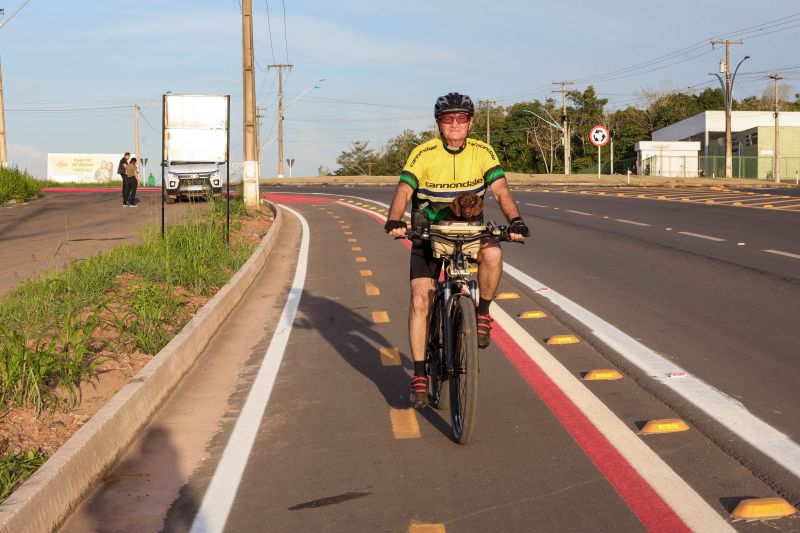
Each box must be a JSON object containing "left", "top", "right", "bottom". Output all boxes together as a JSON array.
[{"left": 405, "top": 220, "right": 519, "bottom": 444}]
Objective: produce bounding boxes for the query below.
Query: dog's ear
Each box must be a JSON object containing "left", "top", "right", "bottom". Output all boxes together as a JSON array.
[
  {"left": 451, "top": 195, "right": 463, "bottom": 217},
  {"left": 475, "top": 195, "right": 484, "bottom": 210}
]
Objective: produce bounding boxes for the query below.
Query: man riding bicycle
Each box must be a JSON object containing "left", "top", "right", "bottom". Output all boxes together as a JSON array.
[{"left": 384, "top": 92, "right": 529, "bottom": 409}]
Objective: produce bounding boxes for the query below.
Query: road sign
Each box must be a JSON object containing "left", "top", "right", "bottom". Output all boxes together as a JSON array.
[{"left": 589, "top": 125, "right": 610, "bottom": 147}]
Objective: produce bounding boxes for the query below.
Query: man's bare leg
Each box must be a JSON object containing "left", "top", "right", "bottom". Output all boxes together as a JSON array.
[
  {"left": 476, "top": 242, "right": 502, "bottom": 300},
  {"left": 475, "top": 242, "right": 502, "bottom": 348},
  {"left": 409, "top": 277, "right": 435, "bottom": 407},
  {"left": 409, "top": 277, "right": 435, "bottom": 363}
]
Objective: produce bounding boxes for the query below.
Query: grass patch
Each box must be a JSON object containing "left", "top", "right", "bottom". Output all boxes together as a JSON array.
[
  {"left": 0, "top": 167, "right": 43, "bottom": 204},
  {"left": 39, "top": 180, "right": 123, "bottom": 188},
  {"left": 0, "top": 443, "right": 46, "bottom": 502},
  {"left": 0, "top": 197, "right": 257, "bottom": 412}
]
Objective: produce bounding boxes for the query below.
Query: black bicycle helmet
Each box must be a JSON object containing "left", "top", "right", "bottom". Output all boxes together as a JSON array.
[{"left": 434, "top": 92, "right": 475, "bottom": 118}]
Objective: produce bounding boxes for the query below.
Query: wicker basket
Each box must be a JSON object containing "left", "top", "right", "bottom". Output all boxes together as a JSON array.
[{"left": 429, "top": 221, "right": 486, "bottom": 258}]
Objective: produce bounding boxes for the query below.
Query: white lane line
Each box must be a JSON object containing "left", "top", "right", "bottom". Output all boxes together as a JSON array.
[
  {"left": 503, "top": 263, "right": 800, "bottom": 481},
  {"left": 526, "top": 203, "right": 550, "bottom": 208},
  {"left": 765, "top": 249, "right": 800, "bottom": 260},
  {"left": 678, "top": 231, "right": 725, "bottom": 242},
  {"left": 615, "top": 218, "right": 651, "bottom": 227},
  {"left": 566, "top": 210, "right": 593, "bottom": 216},
  {"left": 492, "top": 306, "right": 734, "bottom": 532},
  {"left": 190, "top": 205, "right": 309, "bottom": 533},
  {"left": 307, "top": 191, "right": 800, "bottom": 480}
]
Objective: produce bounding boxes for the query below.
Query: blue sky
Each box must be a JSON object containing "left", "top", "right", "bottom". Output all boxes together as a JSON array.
[{"left": 2, "top": 0, "right": 799, "bottom": 178}]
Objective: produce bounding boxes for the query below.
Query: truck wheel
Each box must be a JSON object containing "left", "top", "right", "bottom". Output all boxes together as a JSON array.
[{"left": 163, "top": 192, "right": 176, "bottom": 204}]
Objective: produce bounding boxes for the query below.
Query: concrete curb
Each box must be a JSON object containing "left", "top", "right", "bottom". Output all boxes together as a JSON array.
[{"left": 0, "top": 203, "right": 284, "bottom": 533}]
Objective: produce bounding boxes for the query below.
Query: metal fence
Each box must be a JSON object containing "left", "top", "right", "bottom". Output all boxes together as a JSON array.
[{"left": 575, "top": 155, "right": 800, "bottom": 181}]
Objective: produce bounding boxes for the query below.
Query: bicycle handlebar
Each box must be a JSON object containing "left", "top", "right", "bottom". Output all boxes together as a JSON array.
[{"left": 398, "top": 223, "right": 525, "bottom": 244}]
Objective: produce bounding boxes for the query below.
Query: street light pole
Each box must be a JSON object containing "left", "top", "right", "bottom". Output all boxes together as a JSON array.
[
  {"left": 768, "top": 74, "right": 784, "bottom": 183},
  {"left": 710, "top": 40, "right": 745, "bottom": 179}
]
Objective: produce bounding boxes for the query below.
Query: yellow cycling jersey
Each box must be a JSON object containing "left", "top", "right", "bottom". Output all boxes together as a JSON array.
[{"left": 399, "top": 137, "right": 506, "bottom": 222}]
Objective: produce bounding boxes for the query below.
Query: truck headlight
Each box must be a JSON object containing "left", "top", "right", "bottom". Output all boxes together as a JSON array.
[{"left": 169, "top": 181, "right": 177, "bottom": 188}]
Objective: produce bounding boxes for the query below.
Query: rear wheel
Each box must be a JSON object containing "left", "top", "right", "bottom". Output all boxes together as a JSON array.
[
  {"left": 426, "top": 296, "right": 449, "bottom": 410},
  {"left": 449, "top": 295, "right": 479, "bottom": 444}
]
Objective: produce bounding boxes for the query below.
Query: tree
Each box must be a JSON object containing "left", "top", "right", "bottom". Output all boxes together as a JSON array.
[
  {"left": 335, "top": 141, "right": 376, "bottom": 176},
  {"left": 567, "top": 86, "right": 608, "bottom": 170}
]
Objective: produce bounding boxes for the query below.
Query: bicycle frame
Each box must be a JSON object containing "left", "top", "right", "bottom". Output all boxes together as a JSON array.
[{"left": 432, "top": 239, "right": 479, "bottom": 382}]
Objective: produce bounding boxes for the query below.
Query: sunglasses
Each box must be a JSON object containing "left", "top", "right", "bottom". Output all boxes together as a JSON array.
[{"left": 439, "top": 113, "right": 471, "bottom": 125}]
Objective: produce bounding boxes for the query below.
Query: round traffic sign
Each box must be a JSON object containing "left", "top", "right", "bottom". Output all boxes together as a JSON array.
[{"left": 589, "top": 125, "right": 610, "bottom": 147}]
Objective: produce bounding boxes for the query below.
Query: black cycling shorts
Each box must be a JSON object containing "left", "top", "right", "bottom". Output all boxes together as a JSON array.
[{"left": 409, "top": 240, "right": 440, "bottom": 280}]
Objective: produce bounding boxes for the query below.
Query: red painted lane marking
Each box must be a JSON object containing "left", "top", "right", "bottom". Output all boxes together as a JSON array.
[
  {"left": 493, "top": 326, "right": 690, "bottom": 533},
  {"left": 43, "top": 187, "right": 162, "bottom": 193},
  {"left": 263, "top": 193, "right": 335, "bottom": 204}
]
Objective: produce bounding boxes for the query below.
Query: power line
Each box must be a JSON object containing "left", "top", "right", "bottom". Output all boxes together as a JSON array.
[
  {"left": 297, "top": 95, "right": 427, "bottom": 110},
  {"left": 501, "top": 11, "right": 800, "bottom": 103},
  {"left": 264, "top": 0, "right": 277, "bottom": 64},
  {"left": 281, "top": 0, "right": 289, "bottom": 64},
  {"left": 0, "top": 0, "right": 34, "bottom": 31},
  {"left": 6, "top": 104, "right": 130, "bottom": 112}
]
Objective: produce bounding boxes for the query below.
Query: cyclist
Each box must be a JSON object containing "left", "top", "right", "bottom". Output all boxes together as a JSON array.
[{"left": 384, "top": 92, "right": 529, "bottom": 408}]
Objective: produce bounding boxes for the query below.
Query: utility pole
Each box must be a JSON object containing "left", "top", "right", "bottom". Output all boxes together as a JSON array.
[
  {"left": 133, "top": 105, "right": 140, "bottom": 184},
  {"left": 710, "top": 39, "right": 744, "bottom": 179},
  {"left": 0, "top": 58, "right": 7, "bottom": 168},
  {"left": 241, "top": 0, "right": 259, "bottom": 205},
  {"left": 768, "top": 74, "right": 784, "bottom": 183},
  {"left": 478, "top": 99, "right": 495, "bottom": 144},
  {"left": 269, "top": 64, "right": 293, "bottom": 178},
  {"left": 552, "top": 81, "right": 574, "bottom": 175}
]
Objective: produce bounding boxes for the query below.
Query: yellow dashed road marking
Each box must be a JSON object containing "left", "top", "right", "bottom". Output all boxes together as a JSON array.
[
  {"left": 359, "top": 269, "right": 373, "bottom": 277},
  {"left": 390, "top": 409, "right": 420, "bottom": 439},
  {"left": 348, "top": 238, "right": 358, "bottom": 243},
  {"left": 495, "top": 292, "right": 520, "bottom": 300},
  {"left": 352, "top": 246, "right": 362, "bottom": 251},
  {"left": 355, "top": 256, "right": 367, "bottom": 263},
  {"left": 379, "top": 347, "right": 400, "bottom": 366},
  {"left": 344, "top": 231, "right": 353, "bottom": 235},
  {"left": 408, "top": 524, "right": 445, "bottom": 533},
  {"left": 640, "top": 418, "right": 690, "bottom": 434},
  {"left": 365, "top": 281, "right": 380, "bottom": 296},
  {"left": 518, "top": 311, "right": 547, "bottom": 319},
  {"left": 372, "top": 310, "right": 389, "bottom": 323},
  {"left": 546, "top": 334, "right": 580, "bottom": 345},
  {"left": 342, "top": 225, "right": 351, "bottom": 229}
]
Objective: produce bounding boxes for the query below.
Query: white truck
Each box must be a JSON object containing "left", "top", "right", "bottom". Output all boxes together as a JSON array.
[
  {"left": 163, "top": 94, "right": 230, "bottom": 204},
  {"left": 163, "top": 162, "right": 223, "bottom": 203}
]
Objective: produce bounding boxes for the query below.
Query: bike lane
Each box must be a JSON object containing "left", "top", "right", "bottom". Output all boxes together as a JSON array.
[{"left": 199, "top": 194, "right": 726, "bottom": 532}]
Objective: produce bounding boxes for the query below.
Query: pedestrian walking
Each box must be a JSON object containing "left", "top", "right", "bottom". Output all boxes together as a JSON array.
[
  {"left": 119, "top": 152, "right": 131, "bottom": 206},
  {"left": 123, "top": 157, "right": 139, "bottom": 207}
]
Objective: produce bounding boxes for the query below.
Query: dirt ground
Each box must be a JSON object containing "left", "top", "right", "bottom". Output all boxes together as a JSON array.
[{"left": 0, "top": 194, "right": 272, "bottom": 462}]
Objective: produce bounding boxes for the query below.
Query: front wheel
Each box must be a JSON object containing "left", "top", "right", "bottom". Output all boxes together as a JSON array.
[
  {"left": 449, "top": 295, "right": 479, "bottom": 444},
  {"left": 426, "top": 296, "right": 449, "bottom": 410}
]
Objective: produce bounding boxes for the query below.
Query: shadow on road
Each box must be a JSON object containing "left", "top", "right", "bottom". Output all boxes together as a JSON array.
[{"left": 292, "top": 289, "right": 452, "bottom": 437}]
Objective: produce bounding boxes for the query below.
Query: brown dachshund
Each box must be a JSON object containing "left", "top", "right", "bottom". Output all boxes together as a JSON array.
[{"left": 449, "top": 192, "right": 484, "bottom": 221}]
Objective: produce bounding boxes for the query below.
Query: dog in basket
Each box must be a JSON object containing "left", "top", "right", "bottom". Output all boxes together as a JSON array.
[{"left": 448, "top": 192, "right": 483, "bottom": 221}]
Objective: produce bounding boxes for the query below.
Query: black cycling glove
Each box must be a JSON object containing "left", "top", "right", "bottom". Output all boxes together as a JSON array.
[
  {"left": 384, "top": 219, "right": 407, "bottom": 233},
  {"left": 508, "top": 217, "right": 529, "bottom": 237}
]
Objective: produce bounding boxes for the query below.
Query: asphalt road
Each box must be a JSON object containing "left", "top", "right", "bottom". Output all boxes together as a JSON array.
[
  {"left": 0, "top": 190, "right": 211, "bottom": 296},
  {"left": 57, "top": 189, "right": 798, "bottom": 532},
  {"left": 282, "top": 185, "right": 800, "bottom": 437}
]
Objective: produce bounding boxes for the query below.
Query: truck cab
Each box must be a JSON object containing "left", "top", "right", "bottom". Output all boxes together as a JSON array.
[{"left": 164, "top": 162, "right": 223, "bottom": 203}]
